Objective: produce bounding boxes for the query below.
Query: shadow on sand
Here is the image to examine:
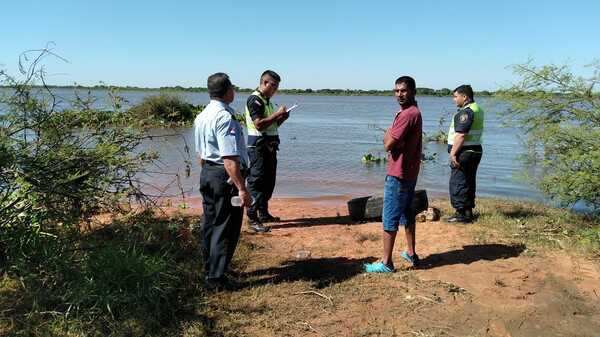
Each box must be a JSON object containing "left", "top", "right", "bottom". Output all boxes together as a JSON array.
[
  {"left": 242, "top": 256, "right": 377, "bottom": 289},
  {"left": 418, "top": 243, "right": 526, "bottom": 270},
  {"left": 267, "top": 215, "right": 358, "bottom": 229}
]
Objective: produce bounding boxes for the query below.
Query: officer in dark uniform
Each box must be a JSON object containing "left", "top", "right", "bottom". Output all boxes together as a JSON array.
[
  {"left": 446, "top": 85, "right": 484, "bottom": 223},
  {"left": 194, "top": 73, "right": 250, "bottom": 291},
  {"left": 244, "top": 70, "right": 289, "bottom": 233}
]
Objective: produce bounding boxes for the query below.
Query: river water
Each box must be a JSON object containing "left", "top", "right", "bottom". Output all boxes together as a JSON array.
[{"left": 1, "top": 88, "right": 541, "bottom": 201}]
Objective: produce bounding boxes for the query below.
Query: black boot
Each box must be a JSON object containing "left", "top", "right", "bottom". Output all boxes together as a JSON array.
[
  {"left": 464, "top": 209, "right": 474, "bottom": 222},
  {"left": 204, "top": 276, "right": 239, "bottom": 293},
  {"left": 445, "top": 209, "right": 471, "bottom": 224},
  {"left": 258, "top": 210, "right": 280, "bottom": 223},
  {"left": 248, "top": 216, "right": 271, "bottom": 233}
]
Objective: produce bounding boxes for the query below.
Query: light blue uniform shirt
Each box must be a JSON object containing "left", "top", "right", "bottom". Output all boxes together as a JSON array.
[{"left": 194, "top": 100, "right": 247, "bottom": 166}]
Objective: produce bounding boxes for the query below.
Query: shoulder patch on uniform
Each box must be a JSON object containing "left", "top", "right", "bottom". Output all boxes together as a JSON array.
[
  {"left": 459, "top": 112, "right": 469, "bottom": 123},
  {"left": 253, "top": 99, "right": 262, "bottom": 106}
]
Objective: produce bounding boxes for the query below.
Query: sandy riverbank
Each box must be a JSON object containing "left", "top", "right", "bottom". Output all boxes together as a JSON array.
[{"left": 183, "top": 195, "right": 600, "bottom": 336}]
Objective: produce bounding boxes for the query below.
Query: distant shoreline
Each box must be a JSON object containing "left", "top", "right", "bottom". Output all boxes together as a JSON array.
[{"left": 0, "top": 85, "right": 495, "bottom": 97}]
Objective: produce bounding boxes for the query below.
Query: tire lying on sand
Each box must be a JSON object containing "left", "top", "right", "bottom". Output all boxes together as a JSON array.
[
  {"left": 347, "top": 196, "right": 372, "bottom": 221},
  {"left": 347, "top": 190, "right": 428, "bottom": 221}
]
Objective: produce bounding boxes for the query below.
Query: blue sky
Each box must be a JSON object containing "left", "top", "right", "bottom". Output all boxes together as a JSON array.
[{"left": 1, "top": 0, "right": 599, "bottom": 90}]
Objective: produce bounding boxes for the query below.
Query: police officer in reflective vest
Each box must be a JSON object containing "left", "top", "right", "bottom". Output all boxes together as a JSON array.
[
  {"left": 446, "top": 85, "right": 484, "bottom": 223},
  {"left": 244, "top": 70, "right": 289, "bottom": 232}
]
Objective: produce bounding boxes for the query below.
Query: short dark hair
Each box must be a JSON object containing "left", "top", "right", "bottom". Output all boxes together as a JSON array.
[
  {"left": 454, "top": 84, "right": 474, "bottom": 101},
  {"left": 207, "top": 72, "right": 233, "bottom": 98},
  {"left": 261, "top": 70, "right": 281, "bottom": 83},
  {"left": 395, "top": 76, "right": 416, "bottom": 92}
]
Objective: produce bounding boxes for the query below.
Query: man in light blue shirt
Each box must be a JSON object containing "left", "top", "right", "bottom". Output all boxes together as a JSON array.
[
  {"left": 194, "top": 98, "right": 248, "bottom": 167},
  {"left": 194, "top": 72, "right": 250, "bottom": 292}
]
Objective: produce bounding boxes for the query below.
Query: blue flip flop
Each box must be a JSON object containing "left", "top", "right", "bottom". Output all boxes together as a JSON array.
[
  {"left": 400, "top": 251, "right": 420, "bottom": 268},
  {"left": 364, "top": 262, "right": 395, "bottom": 273}
]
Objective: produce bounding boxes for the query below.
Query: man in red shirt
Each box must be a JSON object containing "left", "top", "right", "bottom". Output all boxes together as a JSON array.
[{"left": 365, "top": 76, "right": 423, "bottom": 272}]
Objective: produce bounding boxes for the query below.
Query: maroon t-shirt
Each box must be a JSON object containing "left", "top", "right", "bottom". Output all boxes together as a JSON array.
[{"left": 386, "top": 105, "right": 422, "bottom": 181}]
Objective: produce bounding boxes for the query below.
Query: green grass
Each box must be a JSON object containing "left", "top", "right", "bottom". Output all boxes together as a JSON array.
[
  {"left": 438, "top": 198, "right": 600, "bottom": 257},
  {"left": 0, "top": 209, "right": 267, "bottom": 337},
  {"left": 0, "top": 211, "right": 219, "bottom": 337}
]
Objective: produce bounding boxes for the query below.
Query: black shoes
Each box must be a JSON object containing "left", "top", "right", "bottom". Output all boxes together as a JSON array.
[
  {"left": 446, "top": 213, "right": 471, "bottom": 223},
  {"left": 204, "top": 277, "right": 239, "bottom": 293},
  {"left": 248, "top": 218, "right": 271, "bottom": 233},
  {"left": 247, "top": 210, "right": 279, "bottom": 233},
  {"left": 445, "top": 209, "right": 473, "bottom": 224},
  {"left": 258, "top": 212, "right": 281, "bottom": 223}
]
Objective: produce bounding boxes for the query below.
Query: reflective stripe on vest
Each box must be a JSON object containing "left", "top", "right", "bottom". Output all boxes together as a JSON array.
[
  {"left": 448, "top": 102, "right": 484, "bottom": 146},
  {"left": 244, "top": 90, "right": 279, "bottom": 137}
]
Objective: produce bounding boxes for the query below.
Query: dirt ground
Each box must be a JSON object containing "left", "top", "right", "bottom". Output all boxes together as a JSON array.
[{"left": 199, "top": 196, "right": 600, "bottom": 337}]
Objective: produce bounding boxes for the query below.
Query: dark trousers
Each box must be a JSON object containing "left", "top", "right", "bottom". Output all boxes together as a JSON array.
[
  {"left": 199, "top": 164, "right": 243, "bottom": 280},
  {"left": 246, "top": 145, "right": 277, "bottom": 217},
  {"left": 449, "top": 149, "right": 482, "bottom": 212}
]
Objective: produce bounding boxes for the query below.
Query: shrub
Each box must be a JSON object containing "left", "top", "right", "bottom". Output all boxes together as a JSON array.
[
  {"left": 128, "top": 93, "right": 203, "bottom": 126},
  {"left": 498, "top": 61, "right": 600, "bottom": 210},
  {"left": 0, "top": 48, "right": 207, "bottom": 336}
]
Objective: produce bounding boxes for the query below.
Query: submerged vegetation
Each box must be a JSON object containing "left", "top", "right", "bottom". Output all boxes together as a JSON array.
[
  {"left": 58, "top": 92, "right": 204, "bottom": 128},
  {"left": 361, "top": 115, "right": 447, "bottom": 166},
  {"left": 128, "top": 93, "right": 203, "bottom": 126},
  {"left": 424, "top": 114, "right": 448, "bottom": 143},
  {"left": 361, "top": 153, "right": 387, "bottom": 164}
]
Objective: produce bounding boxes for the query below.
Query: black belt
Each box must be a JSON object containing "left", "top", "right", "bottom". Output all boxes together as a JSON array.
[
  {"left": 204, "top": 160, "right": 224, "bottom": 167},
  {"left": 203, "top": 160, "right": 248, "bottom": 177},
  {"left": 447, "top": 144, "right": 482, "bottom": 153}
]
